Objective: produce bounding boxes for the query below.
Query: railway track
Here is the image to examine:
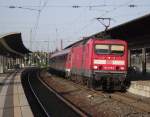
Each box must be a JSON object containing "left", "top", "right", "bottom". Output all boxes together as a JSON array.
[
  {"left": 42, "top": 73, "right": 150, "bottom": 114},
  {"left": 21, "top": 69, "right": 49, "bottom": 117},
  {"left": 27, "top": 73, "right": 50, "bottom": 117},
  {"left": 23, "top": 68, "right": 89, "bottom": 117},
  {"left": 110, "top": 92, "right": 150, "bottom": 113}
]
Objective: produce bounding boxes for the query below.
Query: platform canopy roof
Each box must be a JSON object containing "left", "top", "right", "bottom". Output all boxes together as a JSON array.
[
  {"left": 65, "top": 13, "right": 150, "bottom": 49},
  {"left": 91, "top": 13, "right": 150, "bottom": 48},
  {"left": 0, "top": 32, "right": 31, "bottom": 57}
]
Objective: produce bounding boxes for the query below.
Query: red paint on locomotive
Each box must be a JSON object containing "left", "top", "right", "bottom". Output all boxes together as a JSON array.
[{"left": 49, "top": 38, "right": 129, "bottom": 90}]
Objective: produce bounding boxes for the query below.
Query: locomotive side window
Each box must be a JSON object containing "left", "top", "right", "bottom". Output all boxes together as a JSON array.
[
  {"left": 111, "top": 45, "right": 124, "bottom": 55},
  {"left": 95, "top": 44, "right": 109, "bottom": 54}
]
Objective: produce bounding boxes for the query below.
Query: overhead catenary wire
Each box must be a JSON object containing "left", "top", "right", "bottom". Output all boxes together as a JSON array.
[
  {"left": 1, "top": 4, "right": 150, "bottom": 8},
  {"left": 99, "top": 0, "right": 136, "bottom": 17},
  {"left": 72, "top": 0, "right": 140, "bottom": 40},
  {"left": 96, "top": 0, "right": 144, "bottom": 25},
  {"left": 32, "top": 0, "right": 49, "bottom": 41},
  {"left": 1, "top": 0, "right": 149, "bottom": 51},
  {"left": 87, "top": 0, "right": 137, "bottom": 29}
]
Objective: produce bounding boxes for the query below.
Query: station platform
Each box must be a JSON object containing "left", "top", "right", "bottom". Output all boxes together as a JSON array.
[
  {"left": 128, "top": 73, "right": 150, "bottom": 97},
  {"left": 0, "top": 71, "right": 33, "bottom": 117}
]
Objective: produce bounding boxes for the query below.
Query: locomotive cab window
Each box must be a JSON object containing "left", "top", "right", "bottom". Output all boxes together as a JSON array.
[
  {"left": 95, "top": 44, "right": 124, "bottom": 55},
  {"left": 95, "top": 44, "right": 109, "bottom": 54},
  {"left": 111, "top": 45, "right": 124, "bottom": 55}
]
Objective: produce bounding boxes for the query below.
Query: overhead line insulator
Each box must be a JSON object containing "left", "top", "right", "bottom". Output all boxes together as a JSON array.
[
  {"left": 128, "top": 4, "right": 136, "bottom": 7},
  {"left": 72, "top": 5, "right": 80, "bottom": 8}
]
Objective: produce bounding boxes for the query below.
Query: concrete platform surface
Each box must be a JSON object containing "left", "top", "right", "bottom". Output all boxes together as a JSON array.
[
  {"left": 128, "top": 80, "right": 150, "bottom": 97},
  {"left": 0, "top": 71, "right": 33, "bottom": 117}
]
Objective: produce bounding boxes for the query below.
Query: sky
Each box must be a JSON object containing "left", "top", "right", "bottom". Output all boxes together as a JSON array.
[{"left": 0, "top": 0, "right": 150, "bottom": 52}]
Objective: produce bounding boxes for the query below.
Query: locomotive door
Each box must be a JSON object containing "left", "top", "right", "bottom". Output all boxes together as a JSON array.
[
  {"left": 81, "top": 44, "right": 89, "bottom": 76},
  {"left": 81, "top": 45, "right": 86, "bottom": 75},
  {"left": 66, "top": 52, "right": 72, "bottom": 71}
]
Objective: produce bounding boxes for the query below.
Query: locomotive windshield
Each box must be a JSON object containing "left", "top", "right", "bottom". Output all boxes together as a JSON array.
[
  {"left": 95, "top": 44, "right": 124, "bottom": 55},
  {"left": 111, "top": 45, "right": 124, "bottom": 55},
  {"left": 95, "top": 45, "right": 109, "bottom": 54}
]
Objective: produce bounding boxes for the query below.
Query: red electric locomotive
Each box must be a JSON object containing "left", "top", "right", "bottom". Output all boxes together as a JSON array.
[{"left": 49, "top": 38, "right": 129, "bottom": 91}]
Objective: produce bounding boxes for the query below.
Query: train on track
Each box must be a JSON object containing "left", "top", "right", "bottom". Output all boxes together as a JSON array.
[{"left": 49, "top": 38, "right": 130, "bottom": 91}]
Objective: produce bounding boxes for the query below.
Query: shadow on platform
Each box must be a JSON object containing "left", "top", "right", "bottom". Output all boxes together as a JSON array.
[{"left": 128, "top": 72, "right": 150, "bottom": 81}]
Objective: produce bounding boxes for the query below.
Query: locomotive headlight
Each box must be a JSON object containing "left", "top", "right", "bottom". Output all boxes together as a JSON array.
[
  {"left": 93, "top": 65, "right": 98, "bottom": 69},
  {"left": 120, "top": 66, "right": 125, "bottom": 70}
]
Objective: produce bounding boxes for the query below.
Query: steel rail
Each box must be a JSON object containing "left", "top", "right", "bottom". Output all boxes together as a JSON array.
[
  {"left": 110, "top": 92, "right": 150, "bottom": 112},
  {"left": 27, "top": 73, "right": 51, "bottom": 117},
  {"left": 38, "top": 77, "right": 88, "bottom": 117},
  {"left": 45, "top": 75, "right": 150, "bottom": 113},
  {"left": 47, "top": 75, "right": 111, "bottom": 98}
]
